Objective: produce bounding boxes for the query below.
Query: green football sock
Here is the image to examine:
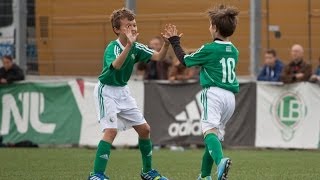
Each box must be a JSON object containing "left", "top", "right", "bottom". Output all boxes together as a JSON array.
[
  {"left": 204, "top": 133, "right": 224, "bottom": 166},
  {"left": 93, "top": 140, "right": 112, "bottom": 173},
  {"left": 201, "top": 145, "right": 214, "bottom": 178},
  {"left": 139, "top": 138, "right": 152, "bottom": 173}
]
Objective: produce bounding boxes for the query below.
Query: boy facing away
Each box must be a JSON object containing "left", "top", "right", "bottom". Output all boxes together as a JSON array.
[
  {"left": 163, "top": 4, "right": 240, "bottom": 180},
  {"left": 88, "top": 8, "right": 169, "bottom": 180}
]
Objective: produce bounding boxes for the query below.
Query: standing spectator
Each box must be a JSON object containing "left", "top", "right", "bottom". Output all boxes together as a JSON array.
[
  {"left": 137, "top": 36, "right": 172, "bottom": 80},
  {"left": 281, "top": 44, "right": 312, "bottom": 83},
  {"left": 309, "top": 56, "right": 320, "bottom": 83},
  {"left": 0, "top": 55, "right": 25, "bottom": 84},
  {"left": 257, "top": 49, "right": 283, "bottom": 81}
]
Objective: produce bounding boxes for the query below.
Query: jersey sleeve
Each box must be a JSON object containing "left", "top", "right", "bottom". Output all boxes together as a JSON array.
[
  {"left": 103, "top": 43, "right": 121, "bottom": 68},
  {"left": 135, "top": 42, "right": 154, "bottom": 63},
  {"left": 184, "top": 45, "right": 209, "bottom": 67}
]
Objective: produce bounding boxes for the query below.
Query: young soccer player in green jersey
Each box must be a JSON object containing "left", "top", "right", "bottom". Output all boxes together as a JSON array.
[
  {"left": 88, "top": 8, "right": 169, "bottom": 180},
  {"left": 163, "top": 4, "right": 240, "bottom": 180}
]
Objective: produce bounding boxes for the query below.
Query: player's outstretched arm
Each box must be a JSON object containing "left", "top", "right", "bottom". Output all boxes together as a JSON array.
[
  {"left": 112, "top": 26, "right": 139, "bottom": 70},
  {"left": 162, "top": 24, "right": 186, "bottom": 66}
]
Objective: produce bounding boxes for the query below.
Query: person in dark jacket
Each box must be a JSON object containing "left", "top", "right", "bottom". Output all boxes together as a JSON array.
[
  {"left": 281, "top": 44, "right": 312, "bottom": 83},
  {"left": 136, "top": 36, "right": 172, "bottom": 80},
  {"left": 257, "top": 49, "right": 283, "bottom": 81},
  {"left": 309, "top": 56, "right": 320, "bottom": 83},
  {"left": 0, "top": 55, "right": 25, "bottom": 84}
]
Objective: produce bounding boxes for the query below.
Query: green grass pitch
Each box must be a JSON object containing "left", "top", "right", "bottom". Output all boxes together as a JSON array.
[{"left": 0, "top": 148, "right": 319, "bottom": 179}]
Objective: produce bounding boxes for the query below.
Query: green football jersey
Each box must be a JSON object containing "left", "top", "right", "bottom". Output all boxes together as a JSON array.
[
  {"left": 184, "top": 40, "right": 239, "bottom": 93},
  {"left": 99, "top": 39, "right": 154, "bottom": 86}
]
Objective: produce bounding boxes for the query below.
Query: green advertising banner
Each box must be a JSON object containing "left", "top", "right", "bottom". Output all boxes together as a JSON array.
[{"left": 0, "top": 82, "right": 82, "bottom": 144}]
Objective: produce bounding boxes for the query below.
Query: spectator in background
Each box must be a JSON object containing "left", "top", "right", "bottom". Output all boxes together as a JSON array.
[
  {"left": 281, "top": 44, "right": 312, "bottom": 83},
  {"left": 137, "top": 36, "right": 172, "bottom": 80},
  {"left": 0, "top": 55, "right": 25, "bottom": 84},
  {"left": 168, "top": 56, "right": 197, "bottom": 81},
  {"left": 309, "top": 56, "right": 320, "bottom": 83},
  {"left": 257, "top": 49, "right": 283, "bottom": 81}
]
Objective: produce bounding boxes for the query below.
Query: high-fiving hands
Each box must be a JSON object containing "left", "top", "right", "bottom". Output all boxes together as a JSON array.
[
  {"left": 162, "top": 24, "right": 183, "bottom": 40},
  {"left": 123, "top": 24, "right": 183, "bottom": 47}
]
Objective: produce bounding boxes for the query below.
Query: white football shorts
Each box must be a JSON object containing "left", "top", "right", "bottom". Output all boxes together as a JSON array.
[
  {"left": 200, "top": 86, "right": 235, "bottom": 141},
  {"left": 93, "top": 81, "right": 146, "bottom": 131}
]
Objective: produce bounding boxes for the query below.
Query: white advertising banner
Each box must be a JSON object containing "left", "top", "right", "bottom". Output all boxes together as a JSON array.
[{"left": 256, "top": 82, "right": 320, "bottom": 149}]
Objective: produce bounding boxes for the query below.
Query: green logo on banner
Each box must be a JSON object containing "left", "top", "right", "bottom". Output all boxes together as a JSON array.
[
  {"left": 0, "top": 82, "right": 82, "bottom": 144},
  {"left": 272, "top": 92, "right": 307, "bottom": 141}
]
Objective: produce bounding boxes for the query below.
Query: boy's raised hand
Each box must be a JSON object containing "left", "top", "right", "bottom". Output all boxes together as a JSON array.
[
  {"left": 123, "top": 26, "right": 139, "bottom": 46},
  {"left": 162, "top": 24, "right": 183, "bottom": 39}
]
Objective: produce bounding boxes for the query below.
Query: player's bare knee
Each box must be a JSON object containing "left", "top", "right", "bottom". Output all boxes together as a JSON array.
[
  {"left": 143, "top": 123, "right": 151, "bottom": 135},
  {"left": 102, "top": 128, "right": 118, "bottom": 142},
  {"left": 141, "top": 124, "right": 150, "bottom": 137},
  {"left": 135, "top": 123, "right": 150, "bottom": 138},
  {"left": 204, "top": 128, "right": 219, "bottom": 137}
]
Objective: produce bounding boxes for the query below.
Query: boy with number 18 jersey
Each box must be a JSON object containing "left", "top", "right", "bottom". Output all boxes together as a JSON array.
[{"left": 163, "top": 4, "right": 240, "bottom": 180}]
